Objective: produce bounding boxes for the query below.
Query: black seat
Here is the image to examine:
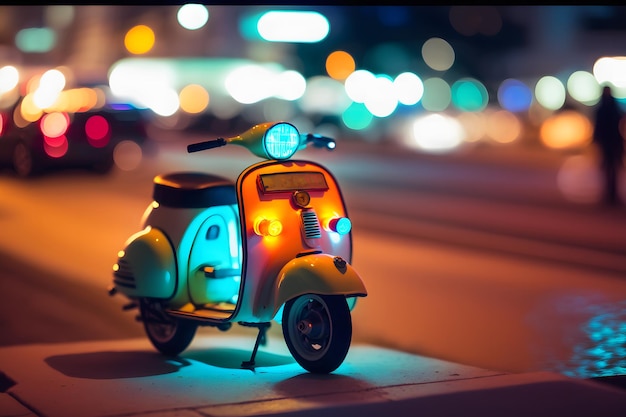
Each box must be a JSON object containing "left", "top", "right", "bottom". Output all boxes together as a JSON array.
[{"left": 153, "top": 172, "right": 236, "bottom": 208}]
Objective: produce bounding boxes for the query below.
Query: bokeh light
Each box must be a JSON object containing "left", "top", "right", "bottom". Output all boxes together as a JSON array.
[
  {"left": 539, "top": 110, "right": 593, "bottom": 150},
  {"left": 593, "top": 57, "right": 626, "bottom": 90},
  {"left": 33, "top": 69, "right": 66, "bottom": 109},
  {"left": 40, "top": 112, "right": 69, "bottom": 138},
  {"left": 45, "top": 5, "right": 74, "bottom": 28},
  {"left": 408, "top": 113, "right": 464, "bottom": 153},
  {"left": 43, "top": 135, "right": 68, "bottom": 158},
  {"left": 451, "top": 78, "right": 489, "bottom": 112},
  {"left": 535, "top": 76, "right": 566, "bottom": 111},
  {"left": 393, "top": 72, "right": 424, "bottom": 106},
  {"left": 421, "top": 78, "right": 451, "bottom": 112},
  {"left": 567, "top": 71, "right": 601, "bottom": 106},
  {"left": 422, "top": 37, "right": 455, "bottom": 71},
  {"left": 179, "top": 84, "right": 209, "bottom": 114},
  {"left": 85, "top": 114, "right": 110, "bottom": 147},
  {"left": 364, "top": 75, "right": 397, "bottom": 118},
  {"left": 114, "top": 140, "right": 143, "bottom": 171},
  {"left": 15, "top": 27, "right": 56, "bottom": 53},
  {"left": 299, "top": 76, "right": 351, "bottom": 115},
  {"left": 326, "top": 50, "right": 355, "bottom": 81},
  {"left": 457, "top": 111, "right": 487, "bottom": 142},
  {"left": 0, "top": 66, "right": 19, "bottom": 94},
  {"left": 557, "top": 154, "right": 602, "bottom": 204},
  {"left": 124, "top": 25, "right": 155, "bottom": 55},
  {"left": 497, "top": 79, "right": 533, "bottom": 113},
  {"left": 19, "top": 94, "right": 43, "bottom": 123},
  {"left": 274, "top": 70, "right": 307, "bottom": 101},
  {"left": 344, "top": 70, "right": 376, "bottom": 104},
  {"left": 257, "top": 11, "right": 329, "bottom": 43},
  {"left": 177, "top": 4, "right": 209, "bottom": 30},
  {"left": 342, "top": 102, "right": 373, "bottom": 131},
  {"left": 486, "top": 110, "right": 521, "bottom": 144}
]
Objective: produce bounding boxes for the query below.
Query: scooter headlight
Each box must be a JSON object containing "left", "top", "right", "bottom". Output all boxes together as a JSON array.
[{"left": 264, "top": 122, "right": 300, "bottom": 160}]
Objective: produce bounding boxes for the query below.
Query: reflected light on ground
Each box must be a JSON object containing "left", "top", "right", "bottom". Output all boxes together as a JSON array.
[
  {"left": 113, "top": 140, "right": 143, "bottom": 171},
  {"left": 556, "top": 154, "right": 601, "bottom": 204}
]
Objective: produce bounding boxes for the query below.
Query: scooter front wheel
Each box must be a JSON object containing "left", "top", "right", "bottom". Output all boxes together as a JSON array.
[
  {"left": 140, "top": 300, "right": 197, "bottom": 356},
  {"left": 282, "top": 294, "right": 352, "bottom": 374}
]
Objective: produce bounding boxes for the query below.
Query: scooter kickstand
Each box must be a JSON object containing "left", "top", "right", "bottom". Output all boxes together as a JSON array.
[{"left": 241, "top": 322, "right": 271, "bottom": 370}]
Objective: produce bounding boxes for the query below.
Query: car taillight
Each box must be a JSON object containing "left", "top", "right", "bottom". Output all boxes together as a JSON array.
[{"left": 86, "top": 115, "right": 110, "bottom": 148}]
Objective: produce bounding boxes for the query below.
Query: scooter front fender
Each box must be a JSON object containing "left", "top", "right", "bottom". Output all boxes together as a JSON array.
[{"left": 273, "top": 254, "right": 367, "bottom": 317}]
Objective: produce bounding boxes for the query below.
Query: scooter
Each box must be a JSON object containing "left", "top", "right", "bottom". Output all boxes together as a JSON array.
[{"left": 109, "top": 121, "right": 367, "bottom": 373}]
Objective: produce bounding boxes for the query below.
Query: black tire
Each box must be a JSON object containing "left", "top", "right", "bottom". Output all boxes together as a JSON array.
[
  {"left": 140, "top": 300, "right": 197, "bottom": 356},
  {"left": 282, "top": 294, "right": 352, "bottom": 374}
]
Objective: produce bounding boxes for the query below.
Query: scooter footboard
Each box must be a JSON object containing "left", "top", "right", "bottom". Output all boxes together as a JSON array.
[{"left": 272, "top": 254, "right": 367, "bottom": 317}]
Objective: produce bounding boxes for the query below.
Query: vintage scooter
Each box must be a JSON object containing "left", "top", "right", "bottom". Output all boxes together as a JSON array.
[{"left": 109, "top": 121, "right": 367, "bottom": 374}]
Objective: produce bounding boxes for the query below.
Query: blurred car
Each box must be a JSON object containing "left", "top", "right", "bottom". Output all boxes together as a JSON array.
[{"left": 0, "top": 101, "right": 148, "bottom": 177}]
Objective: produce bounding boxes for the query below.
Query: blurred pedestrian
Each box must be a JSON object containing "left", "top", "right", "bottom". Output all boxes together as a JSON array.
[{"left": 593, "top": 85, "right": 624, "bottom": 205}]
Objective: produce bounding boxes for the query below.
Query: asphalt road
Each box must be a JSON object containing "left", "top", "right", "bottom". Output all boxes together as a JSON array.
[{"left": 0, "top": 131, "right": 625, "bottom": 380}]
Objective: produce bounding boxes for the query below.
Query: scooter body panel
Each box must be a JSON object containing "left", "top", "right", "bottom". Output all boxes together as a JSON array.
[
  {"left": 113, "top": 226, "right": 177, "bottom": 299},
  {"left": 234, "top": 159, "right": 354, "bottom": 322}
]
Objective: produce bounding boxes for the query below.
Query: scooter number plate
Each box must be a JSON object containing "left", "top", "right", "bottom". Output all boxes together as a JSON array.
[{"left": 258, "top": 172, "right": 328, "bottom": 193}]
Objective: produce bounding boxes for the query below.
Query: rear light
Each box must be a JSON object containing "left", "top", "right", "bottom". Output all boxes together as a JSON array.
[
  {"left": 254, "top": 217, "right": 283, "bottom": 237},
  {"left": 325, "top": 217, "right": 351, "bottom": 235}
]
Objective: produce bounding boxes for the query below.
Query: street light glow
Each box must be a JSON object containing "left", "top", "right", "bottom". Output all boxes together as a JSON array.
[
  {"left": 257, "top": 11, "right": 329, "bottom": 43},
  {"left": 177, "top": 4, "right": 209, "bottom": 30}
]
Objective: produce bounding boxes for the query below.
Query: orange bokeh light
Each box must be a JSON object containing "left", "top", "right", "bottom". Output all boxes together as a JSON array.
[{"left": 326, "top": 50, "right": 355, "bottom": 81}]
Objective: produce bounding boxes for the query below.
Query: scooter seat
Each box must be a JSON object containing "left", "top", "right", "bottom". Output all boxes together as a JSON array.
[{"left": 153, "top": 172, "right": 237, "bottom": 208}]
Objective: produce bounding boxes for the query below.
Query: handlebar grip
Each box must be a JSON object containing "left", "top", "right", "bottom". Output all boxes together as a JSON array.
[
  {"left": 187, "top": 138, "right": 227, "bottom": 153},
  {"left": 306, "top": 134, "right": 336, "bottom": 150}
]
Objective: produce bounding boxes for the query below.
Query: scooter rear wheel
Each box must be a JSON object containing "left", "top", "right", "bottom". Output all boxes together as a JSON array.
[
  {"left": 282, "top": 294, "right": 352, "bottom": 374},
  {"left": 140, "top": 300, "right": 197, "bottom": 356}
]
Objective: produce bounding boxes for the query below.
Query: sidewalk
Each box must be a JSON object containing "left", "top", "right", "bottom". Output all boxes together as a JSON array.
[{"left": 1, "top": 335, "right": 625, "bottom": 417}]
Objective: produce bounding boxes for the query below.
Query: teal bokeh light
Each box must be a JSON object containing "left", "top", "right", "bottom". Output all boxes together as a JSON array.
[
  {"left": 15, "top": 27, "right": 56, "bottom": 53},
  {"left": 451, "top": 78, "right": 488, "bottom": 112},
  {"left": 342, "top": 102, "right": 373, "bottom": 131}
]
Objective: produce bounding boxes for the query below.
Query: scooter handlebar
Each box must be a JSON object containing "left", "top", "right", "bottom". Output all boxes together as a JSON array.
[
  {"left": 305, "top": 133, "right": 336, "bottom": 150},
  {"left": 187, "top": 138, "right": 227, "bottom": 153}
]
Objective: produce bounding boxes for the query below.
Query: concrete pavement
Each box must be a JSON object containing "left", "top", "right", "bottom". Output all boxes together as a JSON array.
[
  {"left": 1, "top": 136, "right": 625, "bottom": 416},
  {"left": 1, "top": 334, "right": 625, "bottom": 417}
]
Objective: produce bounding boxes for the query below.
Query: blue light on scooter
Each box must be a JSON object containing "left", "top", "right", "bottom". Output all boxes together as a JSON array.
[
  {"left": 327, "top": 217, "right": 351, "bottom": 235},
  {"left": 264, "top": 123, "right": 300, "bottom": 160}
]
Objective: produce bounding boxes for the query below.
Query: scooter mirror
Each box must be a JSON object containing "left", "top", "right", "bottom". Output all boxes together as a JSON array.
[{"left": 228, "top": 121, "right": 301, "bottom": 160}]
